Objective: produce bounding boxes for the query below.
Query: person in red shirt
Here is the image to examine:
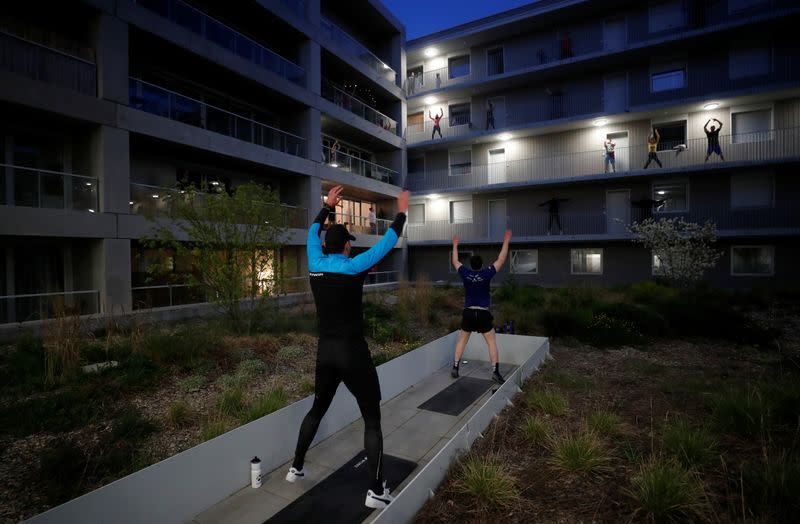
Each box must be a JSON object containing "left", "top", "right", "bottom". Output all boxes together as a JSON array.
[{"left": 429, "top": 108, "right": 444, "bottom": 139}]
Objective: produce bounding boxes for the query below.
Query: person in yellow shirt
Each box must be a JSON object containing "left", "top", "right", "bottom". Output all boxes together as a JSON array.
[{"left": 643, "top": 128, "right": 663, "bottom": 169}]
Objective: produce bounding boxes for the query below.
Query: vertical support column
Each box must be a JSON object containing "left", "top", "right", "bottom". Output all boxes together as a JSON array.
[
  {"left": 305, "top": 0, "right": 321, "bottom": 27},
  {"left": 92, "top": 13, "right": 128, "bottom": 105},
  {"left": 91, "top": 125, "right": 130, "bottom": 214},
  {"left": 293, "top": 175, "right": 322, "bottom": 277},
  {"left": 391, "top": 31, "right": 405, "bottom": 90},
  {"left": 93, "top": 239, "right": 133, "bottom": 315},
  {"left": 292, "top": 107, "right": 321, "bottom": 164},
  {"left": 300, "top": 39, "right": 321, "bottom": 96}
]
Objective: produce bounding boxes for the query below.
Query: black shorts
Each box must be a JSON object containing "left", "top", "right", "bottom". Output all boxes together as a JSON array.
[
  {"left": 315, "top": 337, "right": 381, "bottom": 405},
  {"left": 461, "top": 308, "right": 494, "bottom": 333}
]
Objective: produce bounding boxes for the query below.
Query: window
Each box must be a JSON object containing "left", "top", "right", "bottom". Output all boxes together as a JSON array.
[
  {"left": 732, "top": 108, "right": 772, "bottom": 143},
  {"left": 729, "top": 44, "right": 771, "bottom": 79},
  {"left": 448, "top": 55, "right": 470, "bottom": 79},
  {"left": 487, "top": 47, "right": 504, "bottom": 76},
  {"left": 648, "top": 1, "right": 686, "bottom": 33},
  {"left": 571, "top": 249, "right": 603, "bottom": 275},
  {"left": 449, "top": 103, "right": 471, "bottom": 127},
  {"left": 651, "top": 69, "right": 685, "bottom": 92},
  {"left": 731, "top": 172, "right": 773, "bottom": 208},
  {"left": 449, "top": 250, "right": 473, "bottom": 273},
  {"left": 653, "top": 182, "right": 688, "bottom": 212},
  {"left": 654, "top": 121, "right": 686, "bottom": 151},
  {"left": 449, "top": 149, "right": 472, "bottom": 176},
  {"left": 511, "top": 250, "right": 538, "bottom": 274},
  {"left": 408, "top": 203, "right": 425, "bottom": 224},
  {"left": 731, "top": 246, "right": 774, "bottom": 276},
  {"left": 407, "top": 111, "right": 424, "bottom": 132},
  {"left": 450, "top": 200, "right": 472, "bottom": 223}
]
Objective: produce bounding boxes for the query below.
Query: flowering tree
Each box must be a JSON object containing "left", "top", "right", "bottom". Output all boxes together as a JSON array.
[{"left": 628, "top": 217, "right": 721, "bottom": 288}]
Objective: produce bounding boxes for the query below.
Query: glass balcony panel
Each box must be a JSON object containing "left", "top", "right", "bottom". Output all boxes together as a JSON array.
[{"left": 40, "top": 172, "right": 65, "bottom": 209}]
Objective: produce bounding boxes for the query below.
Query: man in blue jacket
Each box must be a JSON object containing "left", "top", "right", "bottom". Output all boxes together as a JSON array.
[{"left": 286, "top": 185, "right": 409, "bottom": 509}]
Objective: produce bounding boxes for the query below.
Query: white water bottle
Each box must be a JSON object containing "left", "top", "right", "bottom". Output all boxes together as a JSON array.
[{"left": 251, "top": 456, "right": 262, "bottom": 488}]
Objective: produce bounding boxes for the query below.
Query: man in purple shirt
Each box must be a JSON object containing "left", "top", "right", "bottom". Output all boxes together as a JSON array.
[{"left": 450, "top": 229, "right": 512, "bottom": 383}]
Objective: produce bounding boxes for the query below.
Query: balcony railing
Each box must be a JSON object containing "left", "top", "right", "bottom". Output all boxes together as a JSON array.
[
  {"left": 405, "top": 115, "right": 476, "bottom": 144},
  {"left": 132, "top": 0, "right": 305, "bottom": 85},
  {"left": 129, "top": 182, "right": 308, "bottom": 228},
  {"left": 324, "top": 214, "right": 392, "bottom": 236},
  {"left": 407, "top": 126, "right": 800, "bottom": 192},
  {"left": 407, "top": 206, "right": 800, "bottom": 243},
  {"left": 320, "top": 16, "right": 396, "bottom": 84},
  {"left": 129, "top": 77, "right": 306, "bottom": 157},
  {"left": 322, "top": 79, "right": 397, "bottom": 135},
  {"left": 0, "top": 163, "right": 99, "bottom": 212},
  {"left": 322, "top": 146, "right": 397, "bottom": 184},
  {"left": 404, "top": 1, "right": 798, "bottom": 96},
  {"left": 0, "top": 290, "right": 99, "bottom": 324},
  {"left": 0, "top": 31, "right": 96, "bottom": 95},
  {"left": 365, "top": 270, "right": 400, "bottom": 285}
]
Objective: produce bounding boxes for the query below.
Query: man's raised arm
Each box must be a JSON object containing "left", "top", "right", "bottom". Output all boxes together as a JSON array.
[
  {"left": 451, "top": 235, "right": 462, "bottom": 271},
  {"left": 350, "top": 190, "right": 410, "bottom": 273},
  {"left": 492, "top": 230, "right": 513, "bottom": 272},
  {"left": 307, "top": 185, "right": 343, "bottom": 268}
]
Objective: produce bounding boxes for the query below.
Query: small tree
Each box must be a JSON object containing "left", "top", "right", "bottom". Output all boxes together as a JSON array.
[
  {"left": 145, "top": 182, "right": 288, "bottom": 333},
  {"left": 628, "top": 217, "right": 721, "bottom": 288}
]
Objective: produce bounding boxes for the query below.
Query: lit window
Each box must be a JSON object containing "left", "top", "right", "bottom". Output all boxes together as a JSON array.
[
  {"left": 651, "top": 69, "right": 685, "bottom": 92},
  {"left": 511, "top": 250, "right": 538, "bottom": 274},
  {"left": 732, "top": 109, "right": 772, "bottom": 143},
  {"left": 654, "top": 121, "right": 686, "bottom": 151},
  {"left": 731, "top": 246, "right": 774, "bottom": 276},
  {"left": 449, "top": 149, "right": 472, "bottom": 176},
  {"left": 571, "top": 248, "right": 603, "bottom": 275},
  {"left": 450, "top": 200, "right": 472, "bottom": 223},
  {"left": 448, "top": 103, "right": 471, "bottom": 127},
  {"left": 448, "top": 55, "right": 470, "bottom": 79},
  {"left": 653, "top": 182, "right": 688, "bottom": 213}
]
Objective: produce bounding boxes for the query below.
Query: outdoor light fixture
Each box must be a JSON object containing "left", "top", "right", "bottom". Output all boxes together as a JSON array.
[
  {"left": 88, "top": 209, "right": 95, "bottom": 213},
  {"left": 381, "top": 63, "right": 390, "bottom": 70},
  {"left": 657, "top": 190, "right": 666, "bottom": 195},
  {"left": 152, "top": 194, "right": 159, "bottom": 199},
  {"left": 703, "top": 102, "right": 720, "bottom": 110},
  {"left": 423, "top": 96, "right": 437, "bottom": 105},
  {"left": 331, "top": 163, "right": 339, "bottom": 168},
  {"left": 129, "top": 201, "right": 134, "bottom": 205},
  {"left": 424, "top": 47, "right": 438, "bottom": 58},
  {"left": 498, "top": 133, "right": 512, "bottom": 141},
  {"left": 593, "top": 118, "right": 608, "bottom": 126},
  {"left": 428, "top": 194, "right": 440, "bottom": 199},
  {"left": 211, "top": 181, "right": 220, "bottom": 186},
  {"left": 85, "top": 182, "right": 93, "bottom": 186}
]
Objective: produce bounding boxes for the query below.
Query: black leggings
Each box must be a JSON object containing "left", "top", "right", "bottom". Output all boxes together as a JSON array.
[
  {"left": 431, "top": 125, "right": 442, "bottom": 139},
  {"left": 644, "top": 152, "right": 662, "bottom": 169},
  {"left": 292, "top": 338, "right": 384, "bottom": 492},
  {"left": 548, "top": 213, "right": 562, "bottom": 233}
]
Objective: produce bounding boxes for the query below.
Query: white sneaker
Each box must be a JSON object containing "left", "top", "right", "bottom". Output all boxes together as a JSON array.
[
  {"left": 365, "top": 483, "right": 394, "bottom": 509},
  {"left": 285, "top": 466, "right": 306, "bottom": 483}
]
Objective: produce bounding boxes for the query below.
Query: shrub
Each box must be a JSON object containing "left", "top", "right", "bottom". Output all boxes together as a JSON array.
[
  {"left": 761, "top": 381, "right": 800, "bottom": 428},
  {"left": 242, "top": 387, "right": 288, "bottom": 423},
  {"left": 179, "top": 374, "right": 207, "bottom": 392},
  {"left": 538, "top": 308, "right": 592, "bottom": 338},
  {"left": 277, "top": 345, "right": 305, "bottom": 360},
  {"left": 0, "top": 389, "right": 100, "bottom": 437},
  {"left": 630, "top": 457, "right": 708, "bottom": 522},
  {"left": 200, "top": 416, "right": 231, "bottom": 441},
  {"left": 711, "top": 385, "right": 768, "bottom": 437},
  {"left": 217, "top": 388, "right": 246, "bottom": 417},
  {"left": 588, "top": 410, "right": 622, "bottom": 438},
  {"left": 741, "top": 449, "right": 800, "bottom": 520},
  {"left": 453, "top": 455, "right": 520, "bottom": 509},
  {"left": 661, "top": 419, "right": 717, "bottom": 468},
  {"left": 524, "top": 388, "right": 568, "bottom": 415},
  {"left": 110, "top": 409, "right": 158, "bottom": 442},
  {"left": 300, "top": 376, "right": 315, "bottom": 395},
  {"left": 585, "top": 312, "right": 643, "bottom": 347},
  {"left": 414, "top": 274, "right": 433, "bottom": 325},
  {"left": 43, "top": 306, "right": 83, "bottom": 386},
  {"left": 626, "top": 280, "right": 679, "bottom": 306},
  {"left": 168, "top": 401, "right": 193, "bottom": 427},
  {"left": 1, "top": 332, "right": 45, "bottom": 393},
  {"left": 593, "top": 302, "right": 668, "bottom": 338},
  {"left": 236, "top": 358, "right": 267, "bottom": 380},
  {"left": 545, "top": 371, "right": 593, "bottom": 391},
  {"left": 142, "top": 325, "right": 220, "bottom": 368},
  {"left": 40, "top": 440, "right": 88, "bottom": 505},
  {"left": 115, "top": 354, "right": 159, "bottom": 390},
  {"left": 520, "top": 415, "right": 550, "bottom": 446},
  {"left": 548, "top": 431, "right": 610, "bottom": 473}
]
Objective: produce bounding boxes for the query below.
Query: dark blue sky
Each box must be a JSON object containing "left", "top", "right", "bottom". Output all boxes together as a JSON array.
[{"left": 381, "top": 0, "right": 536, "bottom": 41}]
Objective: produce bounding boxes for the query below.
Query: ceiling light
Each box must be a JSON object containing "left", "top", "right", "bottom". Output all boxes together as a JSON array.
[
  {"left": 593, "top": 118, "right": 608, "bottom": 126},
  {"left": 423, "top": 96, "right": 437, "bottom": 105},
  {"left": 152, "top": 194, "right": 159, "bottom": 199},
  {"left": 428, "top": 194, "right": 440, "bottom": 199},
  {"left": 88, "top": 209, "right": 95, "bottom": 213},
  {"left": 331, "top": 163, "right": 339, "bottom": 168},
  {"left": 210, "top": 181, "right": 220, "bottom": 186},
  {"left": 498, "top": 133, "right": 512, "bottom": 141},
  {"left": 129, "top": 201, "right": 134, "bottom": 205},
  {"left": 424, "top": 47, "right": 438, "bottom": 58},
  {"left": 657, "top": 191, "right": 666, "bottom": 195},
  {"left": 703, "top": 102, "right": 720, "bottom": 110},
  {"left": 381, "top": 63, "right": 389, "bottom": 70}
]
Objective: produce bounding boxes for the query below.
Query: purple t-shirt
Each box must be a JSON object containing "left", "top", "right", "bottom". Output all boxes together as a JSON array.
[{"left": 458, "top": 265, "right": 497, "bottom": 309}]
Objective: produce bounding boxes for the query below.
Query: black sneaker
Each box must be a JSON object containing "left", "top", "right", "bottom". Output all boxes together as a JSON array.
[
  {"left": 492, "top": 370, "right": 505, "bottom": 384},
  {"left": 451, "top": 366, "right": 459, "bottom": 378}
]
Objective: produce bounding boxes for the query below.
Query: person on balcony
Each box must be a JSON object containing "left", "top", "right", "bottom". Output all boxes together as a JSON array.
[
  {"left": 435, "top": 72, "right": 442, "bottom": 89},
  {"left": 287, "top": 185, "right": 409, "bottom": 510},
  {"left": 704, "top": 118, "right": 725, "bottom": 162},
  {"left": 560, "top": 32, "right": 573, "bottom": 59},
  {"left": 539, "top": 196, "right": 570, "bottom": 235},
  {"left": 643, "top": 128, "right": 663, "bottom": 169},
  {"left": 450, "top": 230, "right": 512, "bottom": 384},
  {"left": 330, "top": 140, "right": 341, "bottom": 166},
  {"left": 368, "top": 206, "right": 377, "bottom": 235},
  {"left": 406, "top": 71, "right": 416, "bottom": 95},
  {"left": 486, "top": 100, "right": 495, "bottom": 130},
  {"left": 604, "top": 137, "right": 616, "bottom": 173},
  {"left": 631, "top": 197, "right": 666, "bottom": 221},
  {"left": 430, "top": 108, "right": 444, "bottom": 139}
]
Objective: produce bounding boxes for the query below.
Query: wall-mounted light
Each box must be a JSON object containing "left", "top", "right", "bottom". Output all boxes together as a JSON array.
[
  {"left": 703, "top": 102, "right": 720, "bottom": 110},
  {"left": 129, "top": 201, "right": 134, "bottom": 205},
  {"left": 423, "top": 96, "right": 437, "bottom": 105},
  {"left": 428, "top": 194, "right": 440, "bottom": 199},
  {"left": 424, "top": 47, "right": 438, "bottom": 58},
  {"left": 593, "top": 118, "right": 608, "bottom": 126},
  {"left": 498, "top": 133, "right": 512, "bottom": 141},
  {"left": 381, "top": 63, "right": 390, "bottom": 70},
  {"left": 331, "top": 163, "right": 339, "bottom": 168},
  {"left": 152, "top": 194, "right": 159, "bottom": 199},
  {"left": 657, "top": 190, "right": 666, "bottom": 195},
  {"left": 88, "top": 209, "right": 95, "bottom": 213}
]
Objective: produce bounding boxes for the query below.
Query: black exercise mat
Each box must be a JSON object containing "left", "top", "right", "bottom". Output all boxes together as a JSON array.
[
  {"left": 265, "top": 453, "right": 417, "bottom": 524},
  {"left": 417, "top": 376, "right": 496, "bottom": 416}
]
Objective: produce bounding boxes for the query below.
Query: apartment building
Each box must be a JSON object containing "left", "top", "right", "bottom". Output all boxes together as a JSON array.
[
  {"left": 404, "top": 0, "right": 800, "bottom": 288},
  {"left": 0, "top": 0, "right": 408, "bottom": 325}
]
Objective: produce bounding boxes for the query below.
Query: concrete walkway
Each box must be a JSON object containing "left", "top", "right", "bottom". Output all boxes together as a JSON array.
[{"left": 191, "top": 360, "right": 515, "bottom": 524}]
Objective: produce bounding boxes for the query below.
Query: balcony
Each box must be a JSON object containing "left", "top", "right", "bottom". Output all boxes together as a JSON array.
[
  {"left": 320, "top": 16, "right": 396, "bottom": 85},
  {"left": 1, "top": 164, "right": 99, "bottom": 212},
  {"left": 129, "top": 77, "right": 306, "bottom": 157},
  {"left": 129, "top": 182, "right": 308, "bottom": 228},
  {"left": 407, "top": 126, "right": 800, "bottom": 193},
  {"left": 407, "top": 206, "right": 800, "bottom": 244},
  {"left": 0, "top": 290, "right": 99, "bottom": 324},
  {"left": 322, "top": 146, "right": 398, "bottom": 184},
  {"left": 0, "top": 30, "right": 96, "bottom": 95},
  {"left": 132, "top": 0, "right": 305, "bottom": 86},
  {"left": 322, "top": 79, "right": 397, "bottom": 135},
  {"left": 325, "top": 214, "right": 392, "bottom": 236}
]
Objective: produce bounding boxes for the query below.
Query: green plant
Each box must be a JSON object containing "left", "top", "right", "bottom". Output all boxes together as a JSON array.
[
  {"left": 236, "top": 358, "right": 267, "bottom": 380},
  {"left": 524, "top": 388, "right": 568, "bottom": 415},
  {"left": 520, "top": 415, "right": 550, "bottom": 446},
  {"left": 200, "top": 416, "right": 231, "bottom": 441},
  {"left": 179, "top": 374, "right": 207, "bottom": 391},
  {"left": 711, "top": 385, "right": 768, "bottom": 436},
  {"left": 741, "top": 449, "right": 800, "bottom": 520},
  {"left": 548, "top": 431, "right": 610, "bottom": 473},
  {"left": 242, "top": 387, "right": 288, "bottom": 423},
  {"left": 630, "top": 457, "right": 708, "bottom": 523},
  {"left": 300, "top": 376, "right": 315, "bottom": 395},
  {"left": 110, "top": 409, "right": 158, "bottom": 442},
  {"left": 585, "top": 312, "right": 643, "bottom": 347},
  {"left": 588, "top": 410, "right": 622, "bottom": 438},
  {"left": 538, "top": 308, "right": 592, "bottom": 338},
  {"left": 277, "top": 345, "right": 305, "bottom": 360},
  {"left": 0, "top": 389, "right": 100, "bottom": 437},
  {"left": 414, "top": 274, "right": 433, "bottom": 325},
  {"left": 1, "top": 332, "right": 45, "bottom": 394},
  {"left": 544, "top": 371, "right": 593, "bottom": 391},
  {"left": 593, "top": 302, "right": 668, "bottom": 338},
  {"left": 626, "top": 280, "right": 679, "bottom": 306},
  {"left": 168, "top": 400, "right": 193, "bottom": 427},
  {"left": 115, "top": 354, "right": 159, "bottom": 390},
  {"left": 453, "top": 454, "right": 520, "bottom": 509},
  {"left": 43, "top": 306, "right": 83, "bottom": 386},
  {"left": 217, "top": 388, "right": 246, "bottom": 417},
  {"left": 661, "top": 419, "right": 717, "bottom": 468},
  {"left": 39, "top": 440, "right": 88, "bottom": 505}
]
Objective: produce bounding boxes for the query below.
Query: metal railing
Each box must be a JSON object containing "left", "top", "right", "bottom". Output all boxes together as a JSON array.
[
  {"left": 0, "top": 163, "right": 99, "bottom": 212},
  {"left": 320, "top": 16, "right": 396, "bottom": 84},
  {"left": 406, "top": 205, "right": 800, "bottom": 243},
  {"left": 322, "top": 146, "right": 397, "bottom": 184},
  {"left": 322, "top": 79, "right": 397, "bottom": 135},
  {"left": 404, "top": 1, "right": 798, "bottom": 96},
  {"left": 0, "top": 31, "right": 96, "bottom": 95},
  {"left": 365, "top": 270, "right": 400, "bottom": 285},
  {"left": 323, "top": 214, "right": 392, "bottom": 236},
  {"left": 129, "top": 182, "right": 308, "bottom": 228},
  {"left": 128, "top": 77, "right": 306, "bottom": 157},
  {"left": 407, "top": 126, "right": 800, "bottom": 192},
  {"left": 0, "top": 290, "right": 99, "bottom": 324},
  {"left": 405, "top": 115, "right": 475, "bottom": 143},
  {"left": 132, "top": 0, "right": 305, "bottom": 85}
]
